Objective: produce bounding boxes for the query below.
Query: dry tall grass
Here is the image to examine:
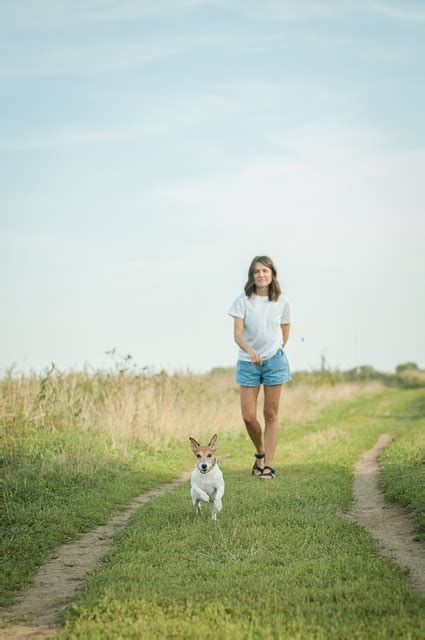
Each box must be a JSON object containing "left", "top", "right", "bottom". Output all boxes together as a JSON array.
[{"left": 0, "top": 367, "right": 383, "bottom": 450}]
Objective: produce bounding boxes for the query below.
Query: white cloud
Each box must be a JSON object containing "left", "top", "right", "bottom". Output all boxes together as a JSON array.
[
  {"left": 0, "top": 0, "right": 207, "bottom": 33},
  {"left": 2, "top": 1, "right": 419, "bottom": 80},
  {"left": 2, "top": 0, "right": 424, "bottom": 37},
  {"left": 0, "top": 0, "right": 347, "bottom": 35},
  {"left": 158, "top": 124, "right": 425, "bottom": 273},
  {"left": 0, "top": 88, "right": 241, "bottom": 150},
  {"left": 0, "top": 32, "right": 232, "bottom": 79},
  {"left": 0, "top": 124, "right": 165, "bottom": 151},
  {"left": 370, "top": 2, "right": 425, "bottom": 23},
  {"left": 211, "top": 0, "right": 425, "bottom": 23}
]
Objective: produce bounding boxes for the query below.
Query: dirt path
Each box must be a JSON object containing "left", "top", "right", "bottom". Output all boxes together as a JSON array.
[
  {"left": 0, "top": 471, "right": 192, "bottom": 639},
  {"left": 351, "top": 433, "right": 425, "bottom": 596}
]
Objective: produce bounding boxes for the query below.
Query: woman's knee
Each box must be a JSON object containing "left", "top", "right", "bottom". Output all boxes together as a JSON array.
[
  {"left": 242, "top": 413, "right": 258, "bottom": 428},
  {"left": 263, "top": 409, "right": 278, "bottom": 424}
]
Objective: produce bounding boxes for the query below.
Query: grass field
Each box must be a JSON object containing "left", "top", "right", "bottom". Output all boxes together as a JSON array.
[
  {"left": 0, "top": 368, "right": 381, "bottom": 607},
  {"left": 51, "top": 387, "right": 424, "bottom": 640},
  {"left": 1, "top": 369, "right": 424, "bottom": 638}
]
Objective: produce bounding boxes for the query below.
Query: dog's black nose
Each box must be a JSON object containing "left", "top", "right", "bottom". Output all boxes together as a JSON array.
[{"left": 201, "top": 463, "right": 208, "bottom": 469}]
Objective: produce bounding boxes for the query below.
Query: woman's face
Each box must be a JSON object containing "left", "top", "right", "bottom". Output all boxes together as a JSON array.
[{"left": 253, "top": 262, "right": 272, "bottom": 289}]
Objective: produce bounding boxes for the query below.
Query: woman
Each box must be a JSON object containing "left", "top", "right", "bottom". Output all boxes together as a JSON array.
[{"left": 228, "top": 256, "right": 292, "bottom": 479}]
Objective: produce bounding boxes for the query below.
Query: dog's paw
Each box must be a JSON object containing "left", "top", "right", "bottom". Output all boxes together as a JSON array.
[{"left": 213, "top": 499, "right": 222, "bottom": 512}]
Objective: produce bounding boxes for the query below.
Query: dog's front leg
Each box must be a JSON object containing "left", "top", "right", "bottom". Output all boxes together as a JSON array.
[
  {"left": 211, "top": 486, "right": 224, "bottom": 521},
  {"left": 191, "top": 486, "right": 209, "bottom": 514}
]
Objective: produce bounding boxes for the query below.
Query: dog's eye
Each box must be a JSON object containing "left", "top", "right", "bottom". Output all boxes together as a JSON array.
[
  {"left": 207, "top": 454, "right": 212, "bottom": 458},
  {"left": 196, "top": 454, "right": 202, "bottom": 458}
]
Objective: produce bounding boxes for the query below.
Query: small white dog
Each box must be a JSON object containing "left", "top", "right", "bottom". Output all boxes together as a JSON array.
[{"left": 189, "top": 434, "right": 224, "bottom": 522}]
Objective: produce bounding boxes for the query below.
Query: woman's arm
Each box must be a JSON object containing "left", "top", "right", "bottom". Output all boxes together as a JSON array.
[
  {"left": 233, "top": 317, "right": 262, "bottom": 364},
  {"left": 281, "top": 323, "right": 291, "bottom": 347}
]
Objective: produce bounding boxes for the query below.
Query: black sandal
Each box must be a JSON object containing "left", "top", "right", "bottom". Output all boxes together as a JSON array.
[
  {"left": 252, "top": 452, "right": 265, "bottom": 477},
  {"left": 259, "top": 465, "right": 275, "bottom": 479}
]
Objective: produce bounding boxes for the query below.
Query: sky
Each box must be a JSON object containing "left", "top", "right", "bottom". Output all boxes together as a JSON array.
[{"left": 1, "top": 0, "right": 425, "bottom": 375}]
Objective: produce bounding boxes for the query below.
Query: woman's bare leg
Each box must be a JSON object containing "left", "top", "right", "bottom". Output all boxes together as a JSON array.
[
  {"left": 240, "top": 386, "right": 264, "bottom": 469},
  {"left": 263, "top": 384, "right": 283, "bottom": 468}
]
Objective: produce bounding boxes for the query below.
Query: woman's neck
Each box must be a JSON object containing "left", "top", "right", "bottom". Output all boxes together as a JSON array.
[{"left": 255, "top": 286, "right": 269, "bottom": 297}]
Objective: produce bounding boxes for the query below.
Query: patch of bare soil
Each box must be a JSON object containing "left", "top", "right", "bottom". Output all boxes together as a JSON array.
[
  {"left": 0, "top": 626, "right": 55, "bottom": 640},
  {"left": 0, "top": 471, "right": 192, "bottom": 638},
  {"left": 351, "top": 433, "right": 425, "bottom": 596}
]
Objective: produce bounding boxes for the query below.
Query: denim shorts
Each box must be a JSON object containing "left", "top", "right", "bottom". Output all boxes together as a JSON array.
[{"left": 235, "top": 348, "right": 291, "bottom": 387}]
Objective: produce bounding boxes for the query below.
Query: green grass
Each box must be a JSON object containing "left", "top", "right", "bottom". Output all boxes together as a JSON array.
[
  {"left": 380, "top": 393, "right": 425, "bottom": 541},
  {"left": 57, "top": 388, "right": 425, "bottom": 639},
  {"left": 0, "top": 422, "right": 192, "bottom": 607},
  {"left": 2, "top": 386, "right": 424, "bottom": 637}
]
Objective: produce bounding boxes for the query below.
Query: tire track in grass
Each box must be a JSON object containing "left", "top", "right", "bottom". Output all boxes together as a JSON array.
[
  {"left": 0, "top": 470, "right": 192, "bottom": 638},
  {"left": 351, "top": 433, "right": 425, "bottom": 596}
]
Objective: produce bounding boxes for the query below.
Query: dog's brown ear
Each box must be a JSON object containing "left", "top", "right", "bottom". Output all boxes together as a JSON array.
[
  {"left": 189, "top": 437, "right": 200, "bottom": 452},
  {"left": 208, "top": 434, "right": 218, "bottom": 451}
]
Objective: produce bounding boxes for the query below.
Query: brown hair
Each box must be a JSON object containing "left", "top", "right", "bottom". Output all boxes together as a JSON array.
[{"left": 244, "top": 255, "right": 281, "bottom": 301}]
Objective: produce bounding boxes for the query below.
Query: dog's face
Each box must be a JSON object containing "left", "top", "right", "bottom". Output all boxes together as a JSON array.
[{"left": 189, "top": 434, "right": 218, "bottom": 474}]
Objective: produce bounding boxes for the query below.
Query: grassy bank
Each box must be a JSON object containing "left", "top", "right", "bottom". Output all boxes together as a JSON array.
[
  {"left": 0, "top": 423, "right": 191, "bottom": 607},
  {"left": 380, "top": 393, "right": 425, "bottom": 541},
  {"left": 58, "top": 388, "right": 425, "bottom": 639}
]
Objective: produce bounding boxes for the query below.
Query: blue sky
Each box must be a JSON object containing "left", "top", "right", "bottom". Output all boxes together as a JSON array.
[{"left": 2, "top": 1, "right": 424, "bottom": 374}]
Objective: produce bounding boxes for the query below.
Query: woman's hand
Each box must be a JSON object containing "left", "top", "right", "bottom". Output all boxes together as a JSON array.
[{"left": 248, "top": 348, "right": 262, "bottom": 365}]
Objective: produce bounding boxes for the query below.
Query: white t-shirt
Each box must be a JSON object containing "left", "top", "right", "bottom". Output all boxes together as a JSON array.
[{"left": 228, "top": 292, "right": 292, "bottom": 362}]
